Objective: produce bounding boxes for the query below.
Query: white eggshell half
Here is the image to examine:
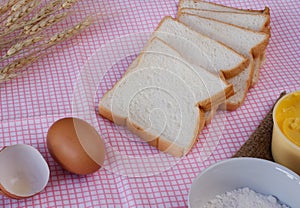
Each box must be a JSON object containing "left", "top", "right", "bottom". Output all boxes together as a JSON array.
[{"left": 0, "top": 144, "right": 50, "bottom": 199}]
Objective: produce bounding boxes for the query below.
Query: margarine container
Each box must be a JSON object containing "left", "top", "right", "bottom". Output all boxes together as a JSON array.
[{"left": 272, "top": 90, "right": 300, "bottom": 175}]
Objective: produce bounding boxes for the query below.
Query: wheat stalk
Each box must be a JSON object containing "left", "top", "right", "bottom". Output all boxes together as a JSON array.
[
  {"left": 23, "top": 11, "right": 69, "bottom": 35},
  {"left": 0, "top": 15, "right": 92, "bottom": 82},
  {"left": 0, "top": 1, "right": 62, "bottom": 39},
  {"left": 0, "top": 0, "right": 18, "bottom": 24},
  {"left": 0, "top": 0, "right": 78, "bottom": 44},
  {"left": 0, "top": 0, "right": 27, "bottom": 37},
  {"left": 0, "top": 0, "right": 18, "bottom": 15},
  {"left": 0, "top": 12, "right": 68, "bottom": 46},
  {"left": 46, "top": 15, "right": 93, "bottom": 47},
  {"left": 0, "top": 52, "right": 42, "bottom": 83},
  {"left": 5, "top": 0, "right": 39, "bottom": 27},
  {"left": 61, "top": 0, "right": 79, "bottom": 9},
  {"left": 11, "top": 0, "right": 31, "bottom": 12},
  {"left": 0, "top": 0, "right": 97, "bottom": 83},
  {"left": 28, "top": 0, "right": 63, "bottom": 25},
  {"left": 2, "top": 36, "right": 43, "bottom": 59}
]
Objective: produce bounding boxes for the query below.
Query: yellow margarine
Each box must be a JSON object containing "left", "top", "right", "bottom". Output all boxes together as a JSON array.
[{"left": 275, "top": 92, "right": 300, "bottom": 146}]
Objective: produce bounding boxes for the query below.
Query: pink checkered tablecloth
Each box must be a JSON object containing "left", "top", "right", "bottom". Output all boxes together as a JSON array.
[{"left": 1, "top": 0, "right": 300, "bottom": 207}]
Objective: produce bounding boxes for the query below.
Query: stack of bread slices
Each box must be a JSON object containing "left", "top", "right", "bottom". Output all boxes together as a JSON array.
[{"left": 98, "top": 0, "right": 270, "bottom": 157}]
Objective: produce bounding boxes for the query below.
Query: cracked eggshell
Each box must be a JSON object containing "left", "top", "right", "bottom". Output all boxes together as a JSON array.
[
  {"left": 46, "top": 117, "right": 106, "bottom": 175},
  {"left": 0, "top": 144, "right": 50, "bottom": 199}
]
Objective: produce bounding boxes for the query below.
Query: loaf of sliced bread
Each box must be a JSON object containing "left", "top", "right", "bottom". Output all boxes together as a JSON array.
[
  {"left": 178, "top": 13, "right": 269, "bottom": 110},
  {"left": 178, "top": 0, "right": 270, "bottom": 15},
  {"left": 99, "top": 38, "right": 233, "bottom": 156},
  {"left": 153, "top": 17, "right": 249, "bottom": 79},
  {"left": 178, "top": 9, "right": 270, "bottom": 33}
]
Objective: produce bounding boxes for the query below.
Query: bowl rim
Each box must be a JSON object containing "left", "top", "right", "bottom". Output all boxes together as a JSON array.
[{"left": 188, "top": 157, "right": 300, "bottom": 207}]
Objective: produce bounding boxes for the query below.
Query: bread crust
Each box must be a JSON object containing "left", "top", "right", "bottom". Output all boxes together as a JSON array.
[
  {"left": 98, "top": 104, "right": 114, "bottom": 123},
  {"left": 251, "top": 35, "right": 270, "bottom": 59},
  {"left": 185, "top": 108, "right": 205, "bottom": 155},
  {"left": 178, "top": 0, "right": 270, "bottom": 15},
  {"left": 178, "top": 13, "right": 270, "bottom": 60},
  {"left": 220, "top": 61, "right": 254, "bottom": 111},
  {"left": 251, "top": 52, "right": 267, "bottom": 87},
  {"left": 198, "top": 82, "right": 234, "bottom": 111},
  {"left": 204, "top": 106, "right": 218, "bottom": 125},
  {"left": 99, "top": 104, "right": 205, "bottom": 157},
  {"left": 178, "top": 8, "right": 271, "bottom": 35},
  {"left": 177, "top": 1, "right": 271, "bottom": 38},
  {"left": 177, "top": 13, "right": 270, "bottom": 110},
  {"left": 156, "top": 16, "right": 249, "bottom": 79},
  {"left": 177, "top": 1, "right": 271, "bottom": 92}
]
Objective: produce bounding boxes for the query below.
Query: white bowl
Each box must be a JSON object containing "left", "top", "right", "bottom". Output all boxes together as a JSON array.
[{"left": 188, "top": 157, "right": 300, "bottom": 207}]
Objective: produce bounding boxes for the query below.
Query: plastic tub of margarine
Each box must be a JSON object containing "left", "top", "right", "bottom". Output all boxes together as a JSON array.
[{"left": 272, "top": 90, "right": 300, "bottom": 175}]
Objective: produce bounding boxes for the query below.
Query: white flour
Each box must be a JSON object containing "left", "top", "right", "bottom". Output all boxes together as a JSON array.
[{"left": 202, "top": 187, "right": 290, "bottom": 208}]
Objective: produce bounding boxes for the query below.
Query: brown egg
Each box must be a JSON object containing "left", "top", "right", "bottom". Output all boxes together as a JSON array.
[{"left": 47, "top": 117, "right": 105, "bottom": 175}]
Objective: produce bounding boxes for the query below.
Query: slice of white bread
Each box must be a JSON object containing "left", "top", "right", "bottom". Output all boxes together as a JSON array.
[
  {"left": 126, "top": 39, "right": 223, "bottom": 123},
  {"left": 99, "top": 38, "right": 233, "bottom": 156},
  {"left": 178, "top": 9, "right": 270, "bottom": 33},
  {"left": 153, "top": 17, "right": 249, "bottom": 79},
  {"left": 115, "top": 36, "right": 227, "bottom": 124},
  {"left": 178, "top": 0, "right": 270, "bottom": 15},
  {"left": 178, "top": 13, "right": 270, "bottom": 110},
  {"left": 177, "top": 1, "right": 270, "bottom": 87}
]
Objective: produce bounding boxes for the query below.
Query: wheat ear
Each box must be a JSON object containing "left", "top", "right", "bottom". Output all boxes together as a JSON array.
[
  {"left": 0, "top": 52, "right": 42, "bottom": 83},
  {"left": 1, "top": 0, "right": 63, "bottom": 37},
  {"left": 61, "top": 0, "right": 79, "bottom": 9},
  {"left": 1, "top": 0, "right": 31, "bottom": 23},
  {"left": 5, "top": 0, "right": 39, "bottom": 27},
  {"left": 11, "top": 0, "right": 31, "bottom": 12},
  {"left": 46, "top": 15, "right": 93, "bottom": 47},
  {"left": 0, "top": 11, "right": 67, "bottom": 46},
  {"left": 0, "top": 15, "right": 92, "bottom": 82},
  {"left": 2, "top": 36, "right": 43, "bottom": 59},
  {"left": 24, "top": 12, "right": 69, "bottom": 35},
  {"left": 28, "top": 0, "right": 63, "bottom": 25},
  {"left": 0, "top": 1, "right": 32, "bottom": 37},
  {"left": 1, "top": 12, "right": 69, "bottom": 47},
  {"left": 0, "top": 0, "right": 18, "bottom": 15}
]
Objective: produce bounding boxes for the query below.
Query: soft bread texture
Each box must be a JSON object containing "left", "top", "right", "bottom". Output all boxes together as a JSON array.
[
  {"left": 153, "top": 17, "right": 249, "bottom": 79},
  {"left": 178, "top": 9, "right": 270, "bottom": 33},
  {"left": 120, "top": 37, "right": 226, "bottom": 123},
  {"left": 178, "top": 0, "right": 270, "bottom": 15},
  {"left": 178, "top": 13, "right": 269, "bottom": 110},
  {"left": 126, "top": 38, "right": 233, "bottom": 118},
  {"left": 126, "top": 37, "right": 233, "bottom": 116},
  {"left": 99, "top": 38, "right": 233, "bottom": 156}
]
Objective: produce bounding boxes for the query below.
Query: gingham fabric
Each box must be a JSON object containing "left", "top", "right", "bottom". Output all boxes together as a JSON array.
[{"left": 1, "top": 0, "right": 299, "bottom": 207}]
